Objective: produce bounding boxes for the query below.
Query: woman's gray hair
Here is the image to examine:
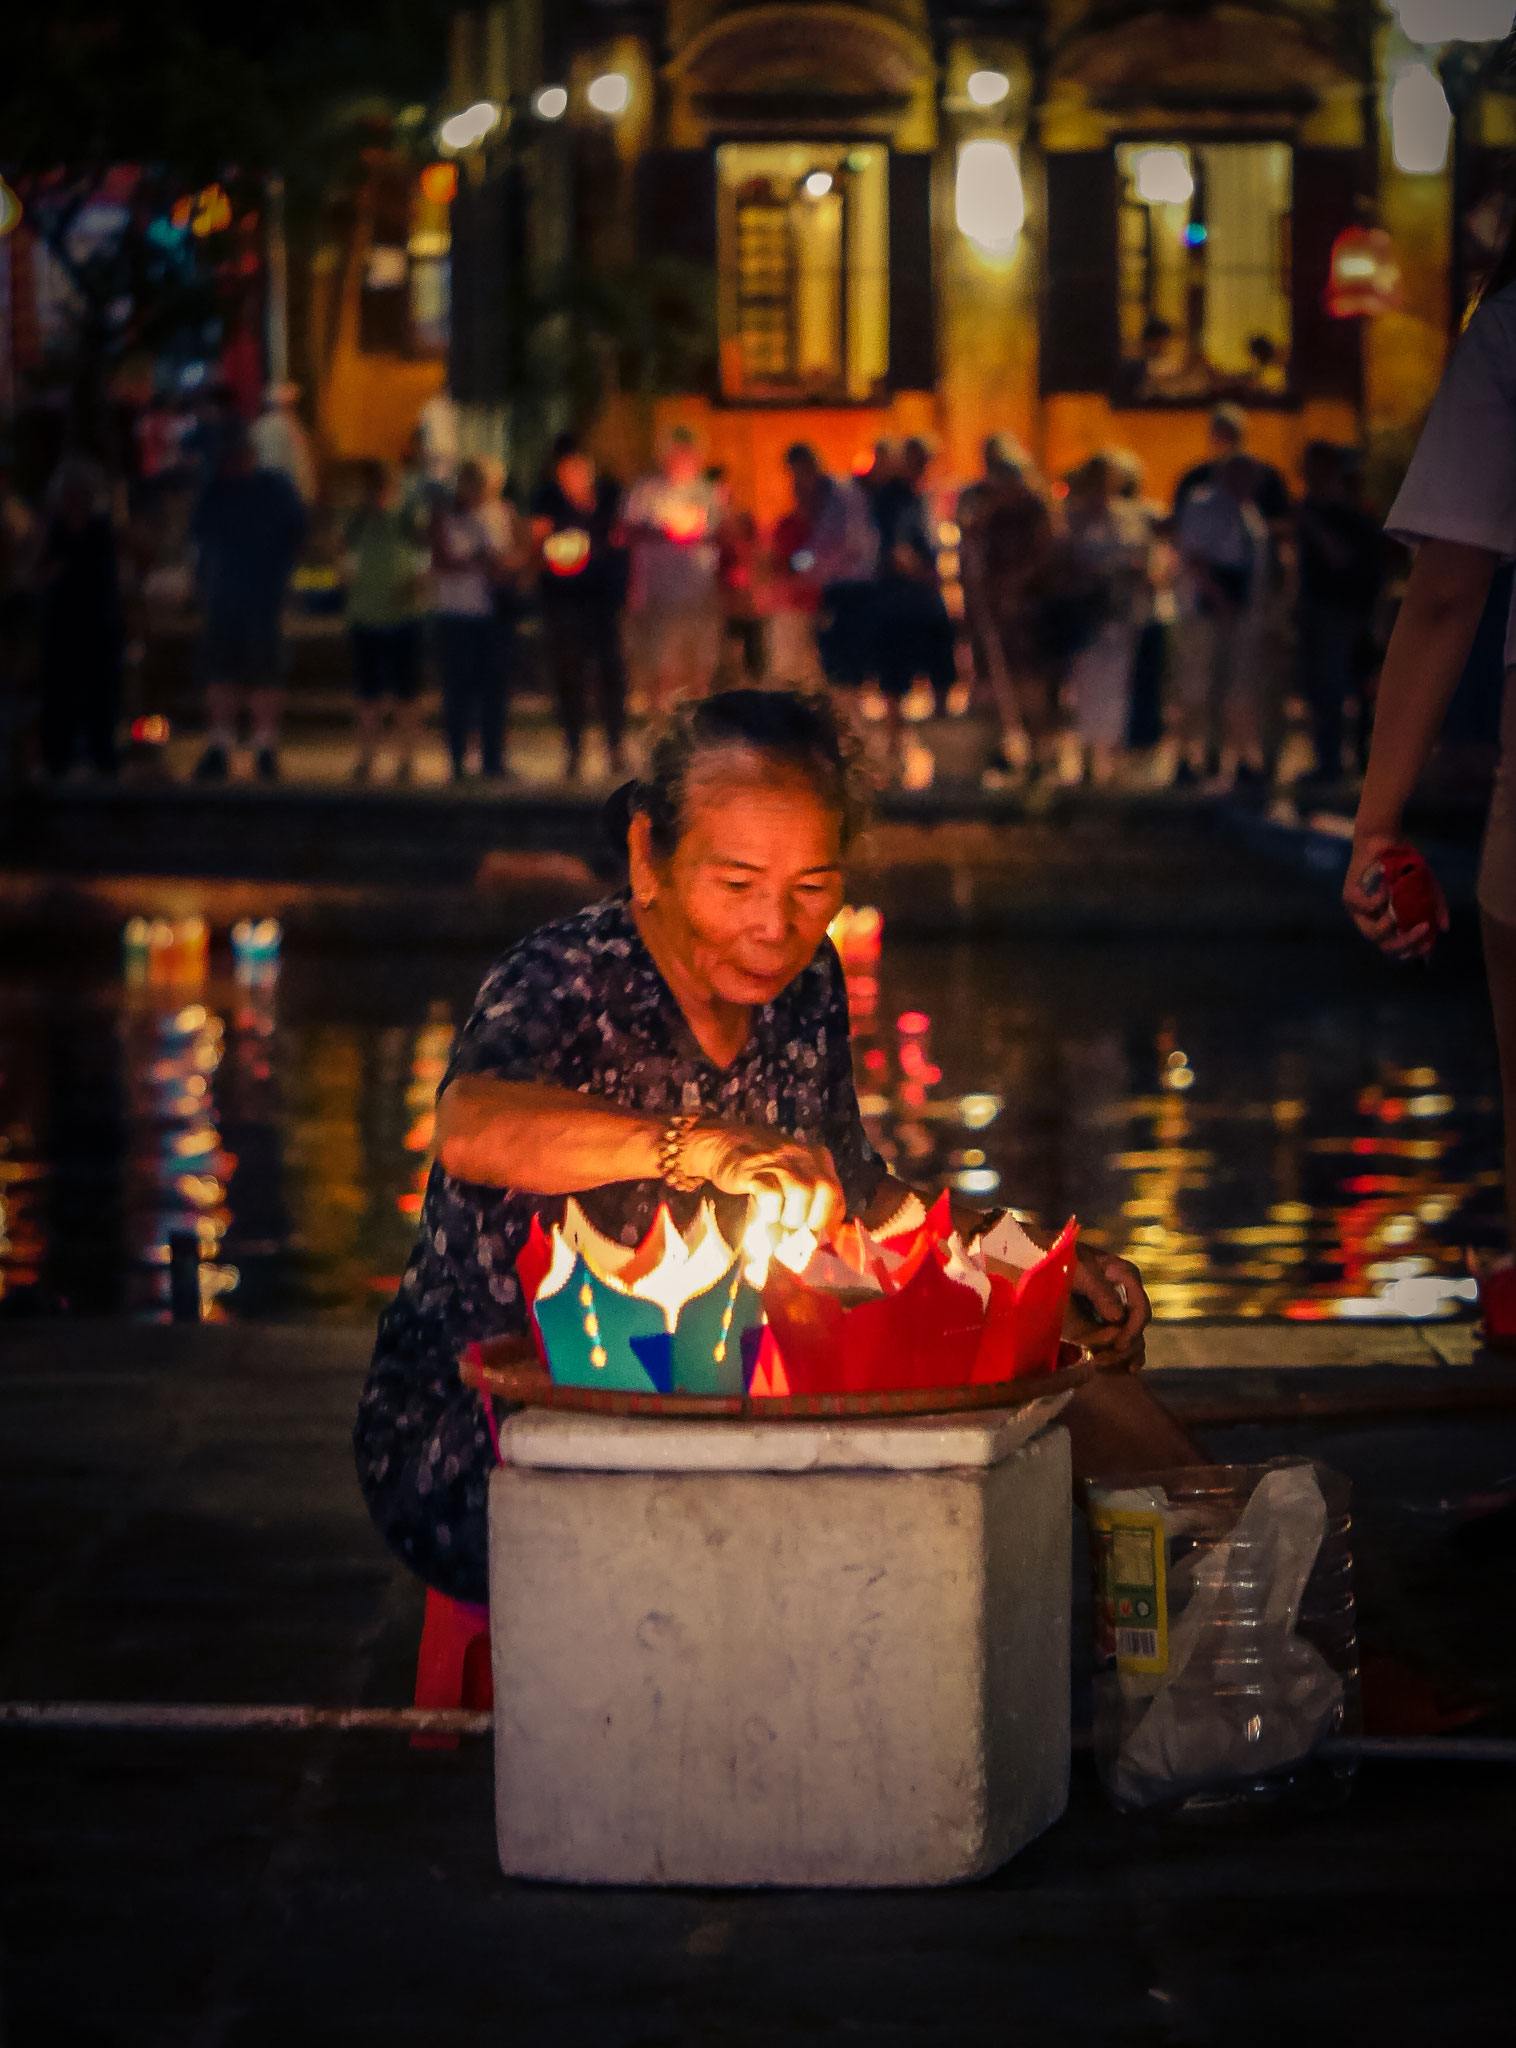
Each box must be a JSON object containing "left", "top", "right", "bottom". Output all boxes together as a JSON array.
[{"left": 607, "top": 688, "right": 873, "bottom": 861}]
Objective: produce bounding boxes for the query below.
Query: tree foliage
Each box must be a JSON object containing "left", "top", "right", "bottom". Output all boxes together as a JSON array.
[{"left": 0, "top": 3, "right": 454, "bottom": 209}]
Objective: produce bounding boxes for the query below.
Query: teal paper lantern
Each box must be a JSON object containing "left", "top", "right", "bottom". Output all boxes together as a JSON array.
[
  {"left": 669, "top": 1259, "right": 765, "bottom": 1396},
  {"left": 534, "top": 1254, "right": 669, "bottom": 1392}
]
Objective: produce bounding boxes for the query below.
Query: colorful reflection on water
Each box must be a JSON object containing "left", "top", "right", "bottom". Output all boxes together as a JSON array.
[{"left": 0, "top": 921, "right": 1501, "bottom": 1322}]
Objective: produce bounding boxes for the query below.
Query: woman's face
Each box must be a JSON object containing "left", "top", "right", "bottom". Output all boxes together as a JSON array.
[{"left": 634, "top": 761, "right": 846, "bottom": 1009}]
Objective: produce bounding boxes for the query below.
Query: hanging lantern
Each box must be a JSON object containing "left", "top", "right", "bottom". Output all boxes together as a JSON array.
[{"left": 1326, "top": 223, "right": 1404, "bottom": 319}]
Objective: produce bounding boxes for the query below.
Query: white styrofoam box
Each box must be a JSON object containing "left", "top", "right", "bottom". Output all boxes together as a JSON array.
[{"left": 489, "top": 1405, "right": 1072, "bottom": 1887}]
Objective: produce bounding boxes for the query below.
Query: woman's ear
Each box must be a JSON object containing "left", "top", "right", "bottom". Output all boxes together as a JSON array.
[{"left": 627, "top": 813, "right": 658, "bottom": 910}]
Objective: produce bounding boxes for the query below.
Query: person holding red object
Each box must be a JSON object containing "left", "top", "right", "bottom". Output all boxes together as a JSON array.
[{"left": 1344, "top": 229, "right": 1516, "bottom": 1344}]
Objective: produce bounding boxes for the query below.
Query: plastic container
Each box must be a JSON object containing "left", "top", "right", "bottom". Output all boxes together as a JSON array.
[{"left": 1088, "top": 1459, "right": 1359, "bottom": 1821}]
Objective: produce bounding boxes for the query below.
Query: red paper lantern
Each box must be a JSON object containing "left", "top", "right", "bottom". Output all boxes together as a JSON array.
[{"left": 1326, "top": 224, "right": 1403, "bottom": 320}]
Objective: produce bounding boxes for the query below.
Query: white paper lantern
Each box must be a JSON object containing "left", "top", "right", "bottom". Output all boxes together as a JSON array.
[
  {"left": 1390, "top": 62, "right": 1453, "bottom": 174},
  {"left": 1394, "top": 0, "right": 1513, "bottom": 42},
  {"left": 587, "top": 72, "right": 631, "bottom": 117},
  {"left": 965, "top": 69, "right": 1010, "bottom": 107},
  {"left": 1132, "top": 147, "right": 1195, "bottom": 208},
  {"left": 955, "top": 139, "right": 1025, "bottom": 253},
  {"left": 437, "top": 101, "right": 500, "bottom": 152}
]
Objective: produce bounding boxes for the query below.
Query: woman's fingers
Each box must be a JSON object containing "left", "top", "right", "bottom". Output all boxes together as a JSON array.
[
  {"left": 707, "top": 1128, "right": 844, "bottom": 1242},
  {"left": 805, "top": 1167, "right": 845, "bottom": 1239},
  {"left": 1075, "top": 1249, "right": 1151, "bottom": 1366}
]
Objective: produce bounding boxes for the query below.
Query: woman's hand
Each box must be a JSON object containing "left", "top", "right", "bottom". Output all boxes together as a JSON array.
[
  {"left": 685, "top": 1123, "right": 845, "bottom": 1238},
  {"left": 1344, "top": 831, "right": 1445, "bottom": 961},
  {"left": 1071, "top": 1246, "right": 1151, "bottom": 1370}
]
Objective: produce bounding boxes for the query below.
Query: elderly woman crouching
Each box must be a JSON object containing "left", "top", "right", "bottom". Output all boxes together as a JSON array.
[{"left": 354, "top": 689, "right": 1196, "bottom": 1602}]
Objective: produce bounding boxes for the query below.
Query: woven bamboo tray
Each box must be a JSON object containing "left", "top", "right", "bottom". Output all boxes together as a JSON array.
[{"left": 460, "top": 1336, "right": 1091, "bottom": 1421}]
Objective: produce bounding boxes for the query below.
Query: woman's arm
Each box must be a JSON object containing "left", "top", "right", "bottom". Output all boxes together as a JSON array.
[
  {"left": 1346, "top": 537, "right": 1498, "bottom": 955},
  {"left": 436, "top": 1077, "right": 661, "bottom": 1187},
  {"left": 435, "top": 1077, "right": 844, "bottom": 1231}
]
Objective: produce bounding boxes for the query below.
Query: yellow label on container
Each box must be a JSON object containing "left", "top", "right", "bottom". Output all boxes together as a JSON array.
[{"left": 1091, "top": 1505, "right": 1169, "bottom": 1676}]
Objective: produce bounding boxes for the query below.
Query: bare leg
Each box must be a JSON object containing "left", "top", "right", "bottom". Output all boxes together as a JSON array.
[
  {"left": 249, "top": 684, "right": 284, "bottom": 754},
  {"left": 1061, "top": 1369, "right": 1206, "bottom": 1483},
  {"left": 355, "top": 698, "right": 384, "bottom": 773},
  {"left": 393, "top": 694, "right": 424, "bottom": 777},
  {"left": 203, "top": 681, "right": 241, "bottom": 750}
]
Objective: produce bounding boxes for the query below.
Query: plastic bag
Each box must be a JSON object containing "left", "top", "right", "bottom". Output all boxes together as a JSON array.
[{"left": 1091, "top": 1464, "right": 1345, "bottom": 1813}]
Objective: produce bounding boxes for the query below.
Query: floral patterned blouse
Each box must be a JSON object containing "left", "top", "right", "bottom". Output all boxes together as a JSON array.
[{"left": 354, "top": 894, "right": 884, "bottom": 1602}]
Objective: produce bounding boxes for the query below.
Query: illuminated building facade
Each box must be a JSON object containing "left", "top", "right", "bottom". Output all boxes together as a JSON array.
[{"left": 422, "top": 0, "right": 1516, "bottom": 511}]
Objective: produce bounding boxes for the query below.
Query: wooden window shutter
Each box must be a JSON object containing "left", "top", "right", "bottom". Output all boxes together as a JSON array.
[
  {"left": 1292, "top": 147, "right": 1363, "bottom": 404},
  {"left": 1041, "top": 150, "right": 1118, "bottom": 396},
  {"left": 889, "top": 152, "right": 936, "bottom": 391},
  {"left": 635, "top": 150, "right": 717, "bottom": 270}
]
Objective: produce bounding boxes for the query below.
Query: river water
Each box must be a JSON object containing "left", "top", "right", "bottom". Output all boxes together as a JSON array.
[{"left": 0, "top": 929, "right": 1500, "bottom": 1325}]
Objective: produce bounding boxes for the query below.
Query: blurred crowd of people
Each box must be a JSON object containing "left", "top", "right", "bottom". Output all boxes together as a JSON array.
[{"left": 1, "top": 388, "right": 1394, "bottom": 794}]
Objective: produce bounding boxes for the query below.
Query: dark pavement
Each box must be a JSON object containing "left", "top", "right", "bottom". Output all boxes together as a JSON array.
[{"left": 3, "top": 1321, "right": 1515, "bottom": 2044}]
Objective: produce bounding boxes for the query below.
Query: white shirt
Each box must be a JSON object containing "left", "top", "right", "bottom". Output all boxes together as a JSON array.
[
  {"left": 249, "top": 408, "right": 318, "bottom": 504},
  {"left": 1388, "top": 281, "right": 1516, "bottom": 663},
  {"left": 431, "top": 511, "right": 495, "bottom": 617}
]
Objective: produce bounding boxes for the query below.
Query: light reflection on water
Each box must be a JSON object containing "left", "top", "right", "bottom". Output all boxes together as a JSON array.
[{"left": 0, "top": 930, "right": 1501, "bottom": 1322}]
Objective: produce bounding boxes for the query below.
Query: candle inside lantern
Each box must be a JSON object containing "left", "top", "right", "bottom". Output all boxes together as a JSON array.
[
  {"left": 740, "top": 1186, "right": 819, "bottom": 1290},
  {"left": 661, "top": 499, "right": 708, "bottom": 544},
  {"left": 542, "top": 528, "right": 592, "bottom": 575}
]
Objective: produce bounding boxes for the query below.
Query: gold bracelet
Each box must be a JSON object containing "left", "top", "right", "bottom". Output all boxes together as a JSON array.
[{"left": 658, "top": 1111, "right": 703, "bottom": 1193}]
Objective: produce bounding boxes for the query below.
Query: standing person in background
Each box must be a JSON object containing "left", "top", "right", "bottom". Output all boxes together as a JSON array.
[
  {"left": 765, "top": 454, "right": 825, "bottom": 689},
  {"left": 185, "top": 384, "right": 241, "bottom": 490},
  {"left": 870, "top": 436, "right": 956, "bottom": 729},
  {"left": 1113, "top": 450, "right": 1170, "bottom": 754},
  {"left": 778, "top": 443, "right": 878, "bottom": 695},
  {"left": 1243, "top": 334, "right": 1289, "bottom": 397},
  {"left": 1174, "top": 404, "right": 1290, "bottom": 530},
  {"left": 707, "top": 465, "right": 762, "bottom": 684},
  {"left": 415, "top": 391, "right": 460, "bottom": 494},
  {"left": 529, "top": 433, "right": 628, "bottom": 782},
  {"left": 345, "top": 459, "right": 430, "bottom": 783},
  {"left": 1063, "top": 454, "right": 1152, "bottom": 786},
  {"left": 480, "top": 457, "right": 532, "bottom": 765},
  {"left": 1295, "top": 441, "right": 1385, "bottom": 786},
  {"left": 190, "top": 423, "right": 306, "bottom": 783},
  {"left": 623, "top": 426, "right": 723, "bottom": 712},
  {"left": 1168, "top": 453, "right": 1269, "bottom": 789},
  {"left": 1343, "top": 239, "right": 1516, "bottom": 1340},
  {"left": 249, "top": 382, "right": 318, "bottom": 506},
  {"left": 399, "top": 424, "right": 447, "bottom": 517},
  {"left": 35, "top": 457, "right": 123, "bottom": 780},
  {"left": 959, "top": 435, "right": 1057, "bottom": 779},
  {"left": 1, "top": 462, "right": 39, "bottom": 773},
  {"left": 430, "top": 459, "right": 521, "bottom": 784}
]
